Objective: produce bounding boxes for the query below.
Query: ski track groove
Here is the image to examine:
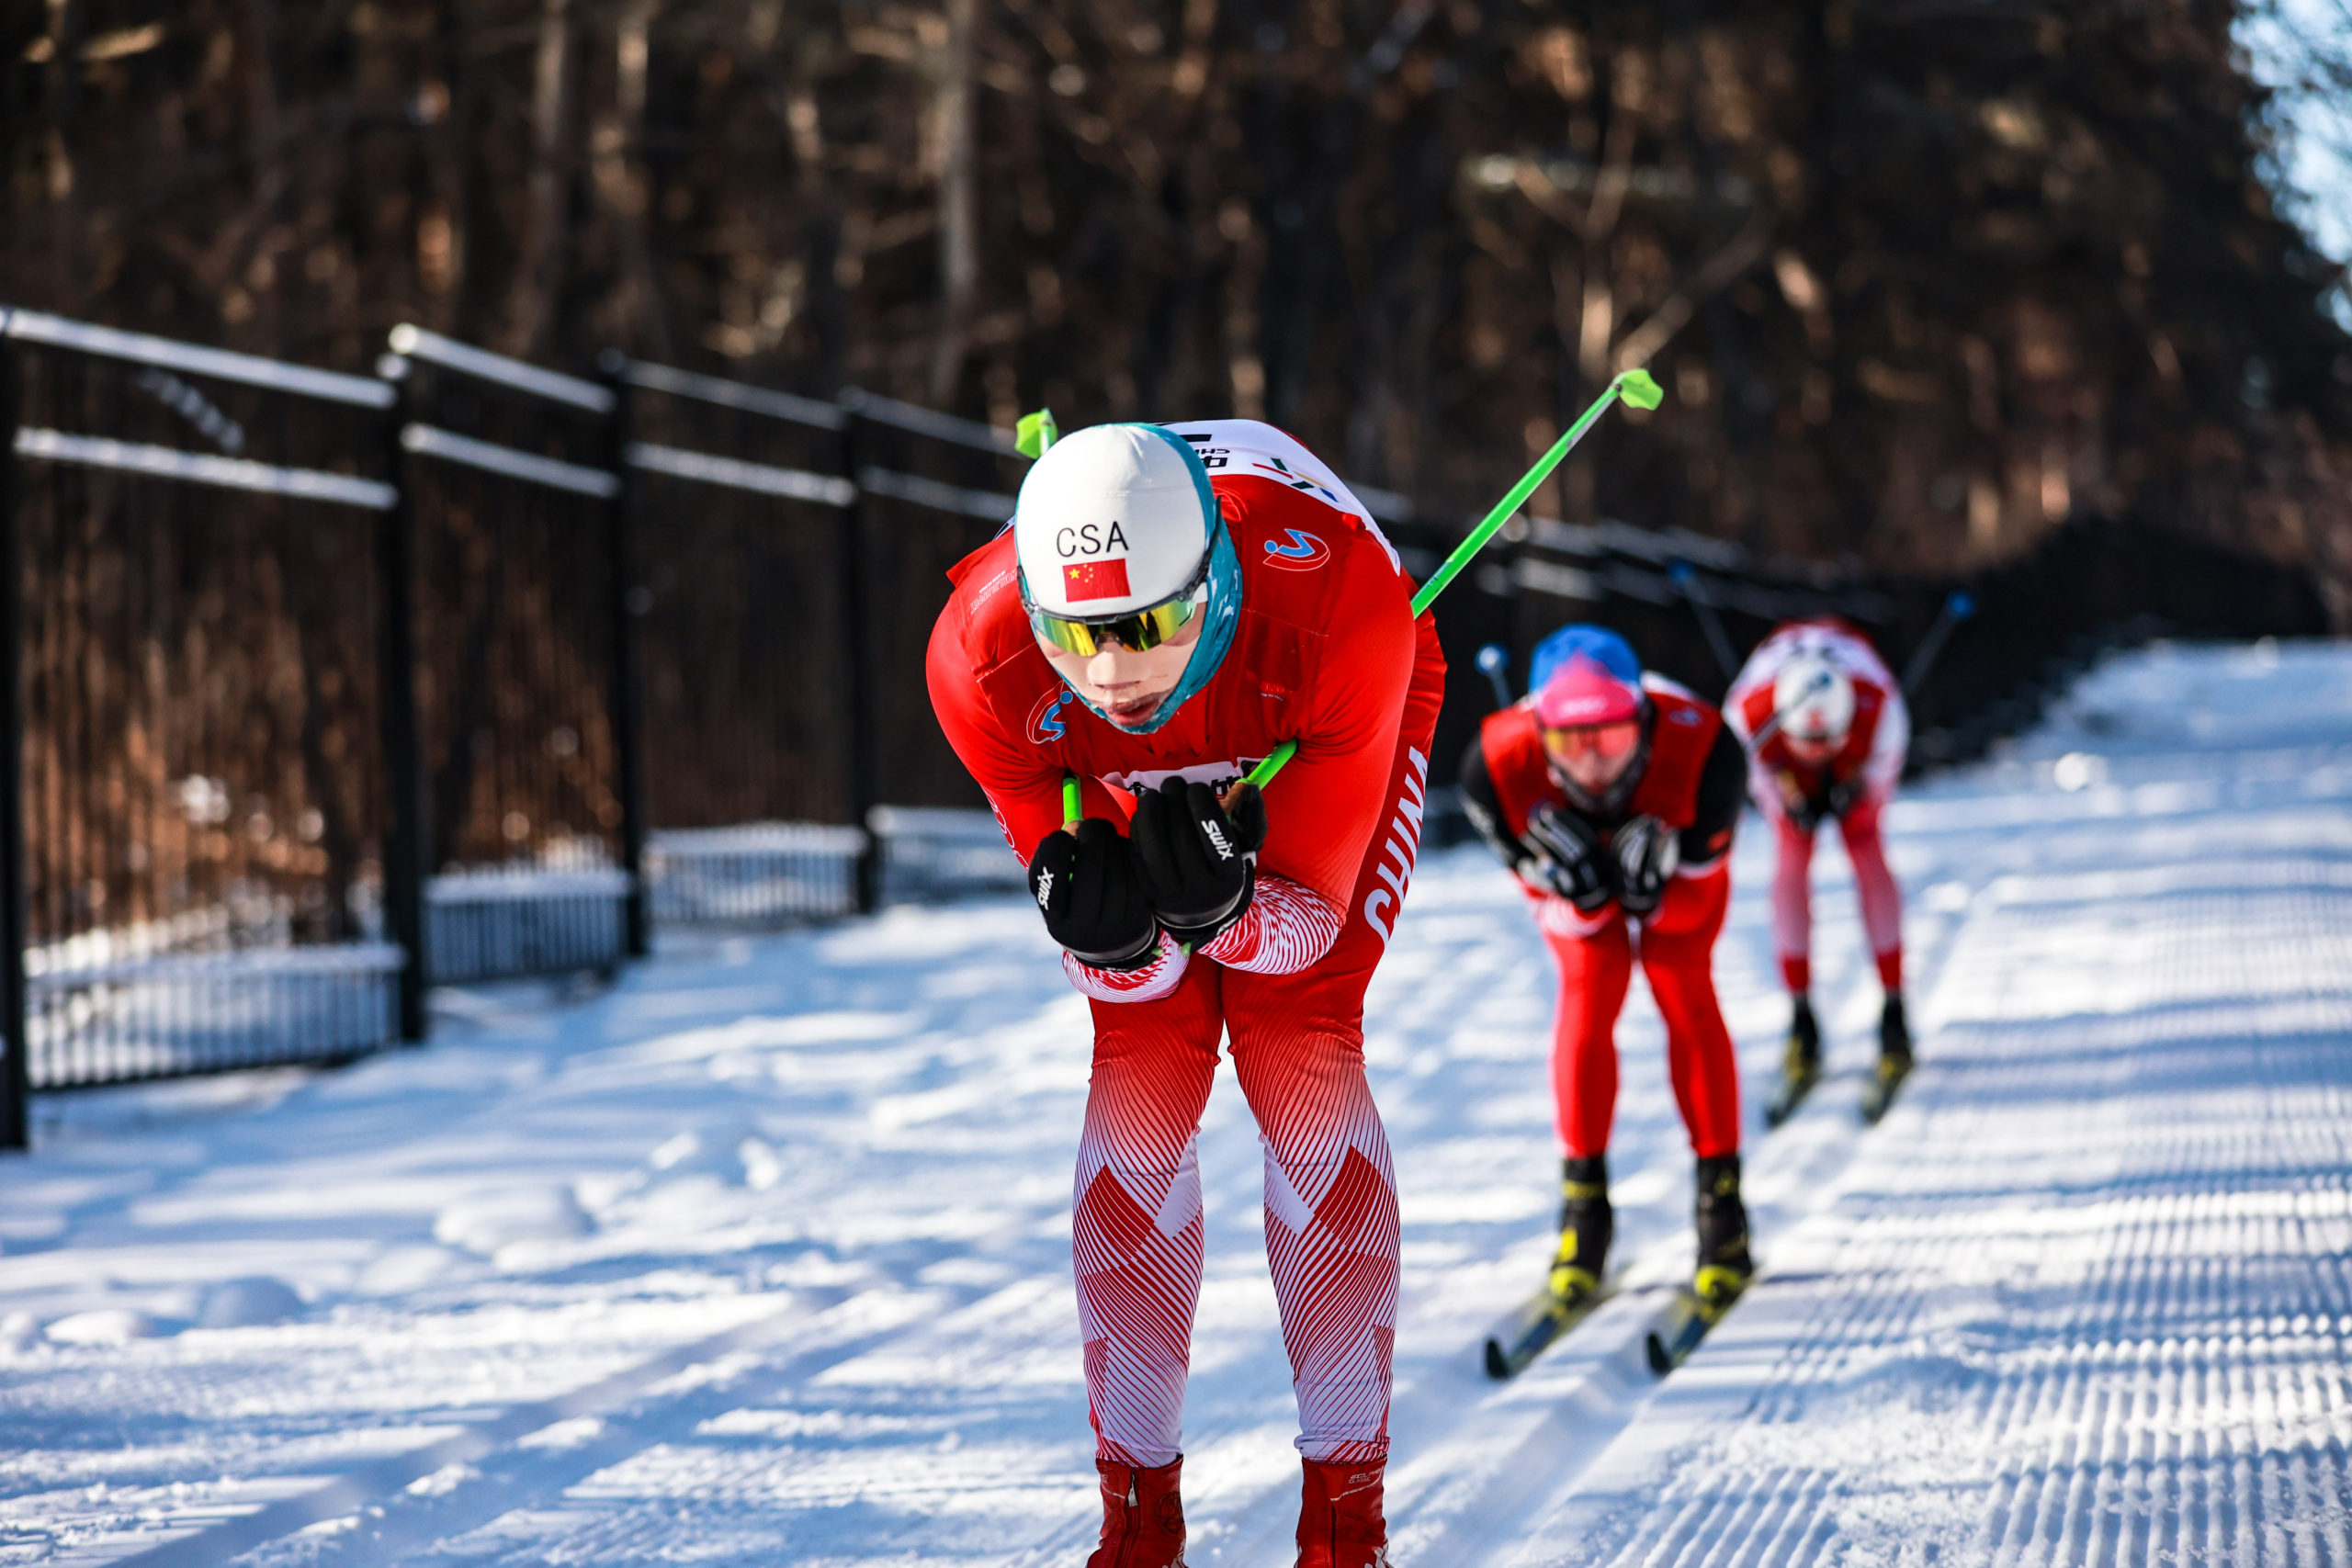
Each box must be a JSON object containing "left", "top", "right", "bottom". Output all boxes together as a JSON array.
[
  {"left": 229, "top": 1279, "right": 1052, "bottom": 1568},
  {"left": 386, "top": 1274, "right": 1093, "bottom": 1568}
]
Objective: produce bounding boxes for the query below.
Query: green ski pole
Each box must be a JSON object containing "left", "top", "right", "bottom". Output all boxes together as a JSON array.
[
  {"left": 1021, "top": 409, "right": 1091, "bottom": 829},
  {"left": 1239, "top": 367, "right": 1662, "bottom": 791}
]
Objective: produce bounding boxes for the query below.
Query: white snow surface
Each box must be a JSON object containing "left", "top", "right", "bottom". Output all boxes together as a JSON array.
[{"left": 1, "top": 638, "right": 2347, "bottom": 1567}]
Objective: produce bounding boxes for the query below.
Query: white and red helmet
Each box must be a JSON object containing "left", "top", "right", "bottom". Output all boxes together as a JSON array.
[
  {"left": 1012, "top": 423, "right": 1217, "bottom": 618},
  {"left": 1774, "top": 652, "right": 1856, "bottom": 745}
]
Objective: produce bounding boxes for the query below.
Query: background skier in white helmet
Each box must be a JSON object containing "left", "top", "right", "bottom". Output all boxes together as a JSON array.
[
  {"left": 928, "top": 419, "right": 1445, "bottom": 1568},
  {"left": 1724, "top": 618, "right": 1913, "bottom": 1117}
]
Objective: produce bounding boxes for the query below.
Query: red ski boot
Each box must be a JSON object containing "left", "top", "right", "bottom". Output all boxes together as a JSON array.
[
  {"left": 1087, "top": 1457, "right": 1186, "bottom": 1567},
  {"left": 1294, "top": 1458, "right": 1388, "bottom": 1567}
]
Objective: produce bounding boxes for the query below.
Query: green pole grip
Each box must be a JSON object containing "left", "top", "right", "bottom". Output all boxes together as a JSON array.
[
  {"left": 1018, "top": 409, "right": 1060, "bottom": 458},
  {"left": 1063, "top": 773, "right": 1081, "bottom": 827},
  {"left": 1239, "top": 367, "right": 1661, "bottom": 794}
]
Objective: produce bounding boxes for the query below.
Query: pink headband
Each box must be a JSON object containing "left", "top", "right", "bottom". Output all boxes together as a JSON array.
[{"left": 1533, "top": 653, "right": 1645, "bottom": 728}]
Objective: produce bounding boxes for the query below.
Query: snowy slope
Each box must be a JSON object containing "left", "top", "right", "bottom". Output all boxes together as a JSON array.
[
  {"left": 1504, "top": 638, "right": 2352, "bottom": 1567},
  {"left": 0, "top": 639, "right": 2345, "bottom": 1567}
]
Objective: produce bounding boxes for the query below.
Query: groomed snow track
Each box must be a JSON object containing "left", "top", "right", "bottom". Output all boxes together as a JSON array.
[{"left": 2, "top": 638, "right": 2347, "bottom": 1566}]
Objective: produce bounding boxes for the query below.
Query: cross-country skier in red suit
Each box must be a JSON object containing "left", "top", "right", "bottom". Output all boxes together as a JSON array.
[
  {"left": 1723, "top": 618, "right": 1912, "bottom": 1104},
  {"left": 928, "top": 419, "right": 1444, "bottom": 1568},
  {"left": 1455, "top": 626, "right": 1753, "bottom": 1311}
]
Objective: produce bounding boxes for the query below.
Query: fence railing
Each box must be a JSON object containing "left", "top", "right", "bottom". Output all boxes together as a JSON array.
[
  {"left": 1, "top": 310, "right": 403, "bottom": 1120},
  {"left": 0, "top": 309, "right": 1045, "bottom": 1132},
  {"left": 0, "top": 304, "right": 2326, "bottom": 1137}
]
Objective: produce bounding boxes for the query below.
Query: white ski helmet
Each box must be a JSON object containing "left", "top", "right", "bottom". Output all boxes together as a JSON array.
[
  {"left": 1774, "top": 652, "right": 1855, "bottom": 744},
  {"left": 1012, "top": 423, "right": 1217, "bottom": 618}
]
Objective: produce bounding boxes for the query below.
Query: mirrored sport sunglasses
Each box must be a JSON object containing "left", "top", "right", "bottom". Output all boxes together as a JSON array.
[
  {"left": 1023, "top": 549, "right": 1213, "bottom": 658},
  {"left": 1543, "top": 719, "right": 1644, "bottom": 763}
]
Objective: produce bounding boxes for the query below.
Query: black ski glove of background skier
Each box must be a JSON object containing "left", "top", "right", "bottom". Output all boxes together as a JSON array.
[
  {"left": 1611, "top": 814, "right": 1679, "bottom": 915},
  {"left": 1520, "top": 806, "right": 1616, "bottom": 912}
]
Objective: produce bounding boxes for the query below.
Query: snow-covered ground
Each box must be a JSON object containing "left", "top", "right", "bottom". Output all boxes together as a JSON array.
[{"left": 1, "top": 638, "right": 2346, "bottom": 1567}]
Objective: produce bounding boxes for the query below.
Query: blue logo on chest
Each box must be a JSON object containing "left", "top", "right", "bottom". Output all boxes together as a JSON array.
[
  {"left": 1029, "top": 685, "right": 1080, "bottom": 743},
  {"left": 1261, "top": 529, "right": 1330, "bottom": 570}
]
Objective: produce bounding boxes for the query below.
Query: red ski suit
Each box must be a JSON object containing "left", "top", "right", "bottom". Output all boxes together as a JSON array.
[
  {"left": 927, "top": 421, "right": 1444, "bottom": 1471},
  {"left": 1463, "top": 681, "right": 1746, "bottom": 1161},
  {"left": 1724, "top": 619, "right": 1908, "bottom": 996}
]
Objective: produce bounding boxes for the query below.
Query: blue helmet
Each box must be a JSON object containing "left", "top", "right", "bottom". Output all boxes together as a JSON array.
[{"left": 1527, "top": 625, "right": 1643, "bottom": 700}]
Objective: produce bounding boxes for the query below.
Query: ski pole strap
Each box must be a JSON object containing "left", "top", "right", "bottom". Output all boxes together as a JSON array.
[{"left": 1241, "top": 367, "right": 1662, "bottom": 794}]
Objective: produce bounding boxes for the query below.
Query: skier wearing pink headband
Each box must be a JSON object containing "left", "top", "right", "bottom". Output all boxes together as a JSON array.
[{"left": 1459, "top": 625, "right": 1753, "bottom": 1314}]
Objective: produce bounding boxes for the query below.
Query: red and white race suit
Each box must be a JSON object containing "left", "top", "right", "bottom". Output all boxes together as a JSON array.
[
  {"left": 1462, "top": 678, "right": 1748, "bottom": 1162},
  {"left": 927, "top": 421, "right": 1445, "bottom": 1470},
  {"left": 1724, "top": 618, "right": 1909, "bottom": 996}
]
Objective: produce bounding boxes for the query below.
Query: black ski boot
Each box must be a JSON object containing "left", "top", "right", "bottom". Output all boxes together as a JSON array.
[
  {"left": 1765, "top": 996, "right": 1822, "bottom": 1126},
  {"left": 1691, "top": 1154, "right": 1752, "bottom": 1306},
  {"left": 1549, "top": 1156, "right": 1611, "bottom": 1303},
  {"left": 1862, "top": 995, "right": 1914, "bottom": 1123},
  {"left": 1880, "top": 994, "right": 1911, "bottom": 1066}
]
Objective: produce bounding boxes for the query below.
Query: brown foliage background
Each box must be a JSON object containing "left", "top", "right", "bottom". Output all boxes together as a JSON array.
[{"left": 6, "top": 0, "right": 2351, "bottom": 617}]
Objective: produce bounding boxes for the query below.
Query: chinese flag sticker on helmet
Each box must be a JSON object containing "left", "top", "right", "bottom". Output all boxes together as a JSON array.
[
  {"left": 1015, "top": 424, "right": 1216, "bottom": 617},
  {"left": 1062, "top": 558, "right": 1132, "bottom": 602}
]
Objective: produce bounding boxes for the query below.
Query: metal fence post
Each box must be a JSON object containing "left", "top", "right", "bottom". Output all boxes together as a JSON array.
[
  {"left": 0, "top": 331, "right": 29, "bottom": 1147},
  {"left": 598, "top": 354, "right": 650, "bottom": 956},
  {"left": 838, "top": 399, "right": 880, "bottom": 913},
  {"left": 377, "top": 363, "right": 432, "bottom": 1040}
]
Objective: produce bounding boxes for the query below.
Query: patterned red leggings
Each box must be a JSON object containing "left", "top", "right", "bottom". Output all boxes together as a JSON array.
[
  {"left": 1770, "top": 791, "right": 1904, "bottom": 995},
  {"left": 1070, "top": 614, "right": 1442, "bottom": 1472},
  {"left": 1542, "top": 866, "right": 1740, "bottom": 1161},
  {"left": 1076, "top": 958, "right": 1400, "bottom": 1469}
]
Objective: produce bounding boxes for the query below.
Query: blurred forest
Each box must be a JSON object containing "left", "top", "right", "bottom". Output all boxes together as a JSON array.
[{"left": 6, "top": 0, "right": 2352, "bottom": 619}]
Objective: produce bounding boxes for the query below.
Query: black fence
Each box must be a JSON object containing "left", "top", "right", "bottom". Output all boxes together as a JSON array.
[
  {"left": 383, "top": 330, "right": 641, "bottom": 1022},
  {"left": 1459, "top": 507, "right": 2328, "bottom": 775},
  {"left": 0, "top": 303, "right": 2328, "bottom": 1139},
  {"left": 0, "top": 311, "right": 402, "bottom": 1109}
]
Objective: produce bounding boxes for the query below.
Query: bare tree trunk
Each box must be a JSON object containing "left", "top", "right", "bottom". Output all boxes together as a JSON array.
[
  {"left": 1563, "top": 107, "right": 1634, "bottom": 519},
  {"left": 926, "top": 0, "right": 978, "bottom": 406},
  {"left": 243, "top": 0, "right": 286, "bottom": 350},
  {"left": 41, "top": 0, "right": 83, "bottom": 305},
  {"left": 1576, "top": 113, "right": 1634, "bottom": 389},
  {"left": 593, "top": 0, "right": 674, "bottom": 359},
  {"left": 503, "top": 0, "right": 576, "bottom": 359},
  {"left": 420, "top": 0, "right": 471, "bottom": 329},
  {"left": 1610, "top": 205, "right": 1776, "bottom": 374}
]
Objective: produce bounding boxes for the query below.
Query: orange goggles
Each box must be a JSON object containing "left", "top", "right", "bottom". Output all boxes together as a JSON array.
[{"left": 1542, "top": 720, "right": 1643, "bottom": 766}]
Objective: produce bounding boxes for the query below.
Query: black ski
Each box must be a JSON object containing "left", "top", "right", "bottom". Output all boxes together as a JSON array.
[
  {"left": 1860, "top": 1055, "right": 1912, "bottom": 1124},
  {"left": 1761, "top": 1059, "right": 1821, "bottom": 1127},
  {"left": 1643, "top": 1281, "right": 1744, "bottom": 1374},
  {"left": 1482, "top": 1282, "right": 1614, "bottom": 1381}
]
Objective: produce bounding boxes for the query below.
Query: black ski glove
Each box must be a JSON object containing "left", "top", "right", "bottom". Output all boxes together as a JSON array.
[
  {"left": 1520, "top": 804, "right": 1617, "bottom": 913},
  {"left": 1822, "top": 775, "right": 1861, "bottom": 822},
  {"left": 1612, "top": 813, "right": 1680, "bottom": 917},
  {"left": 1129, "top": 777, "right": 1267, "bottom": 945},
  {"left": 1795, "top": 777, "right": 1858, "bottom": 834},
  {"left": 1027, "top": 818, "right": 1159, "bottom": 968}
]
